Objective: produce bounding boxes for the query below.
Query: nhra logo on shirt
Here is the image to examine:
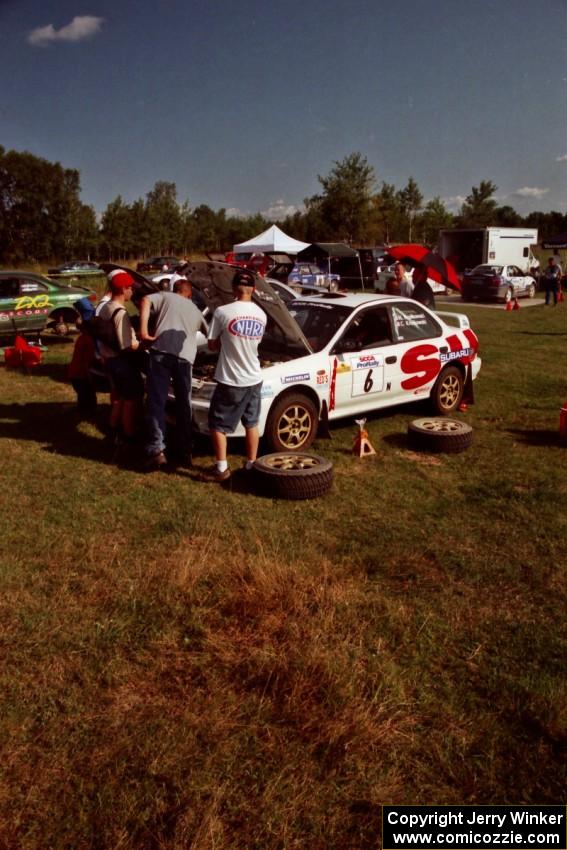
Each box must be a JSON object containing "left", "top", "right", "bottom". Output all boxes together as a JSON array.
[{"left": 227, "top": 316, "right": 265, "bottom": 339}]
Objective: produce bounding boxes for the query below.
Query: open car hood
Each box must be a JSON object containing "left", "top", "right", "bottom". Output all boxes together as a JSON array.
[
  {"left": 180, "top": 261, "right": 312, "bottom": 355},
  {"left": 99, "top": 260, "right": 312, "bottom": 355}
]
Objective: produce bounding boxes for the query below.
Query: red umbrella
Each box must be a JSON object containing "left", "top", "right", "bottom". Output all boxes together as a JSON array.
[{"left": 387, "top": 244, "right": 461, "bottom": 292}]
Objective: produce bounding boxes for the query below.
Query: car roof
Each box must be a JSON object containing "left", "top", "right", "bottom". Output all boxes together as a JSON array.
[
  {"left": 294, "top": 292, "right": 406, "bottom": 308},
  {"left": 0, "top": 270, "right": 50, "bottom": 280}
]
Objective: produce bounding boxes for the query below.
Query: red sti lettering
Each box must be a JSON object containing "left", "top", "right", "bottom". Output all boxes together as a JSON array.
[{"left": 401, "top": 344, "right": 440, "bottom": 390}]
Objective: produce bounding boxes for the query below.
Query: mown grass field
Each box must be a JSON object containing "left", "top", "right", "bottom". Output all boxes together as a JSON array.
[{"left": 0, "top": 299, "right": 566, "bottom": 850}]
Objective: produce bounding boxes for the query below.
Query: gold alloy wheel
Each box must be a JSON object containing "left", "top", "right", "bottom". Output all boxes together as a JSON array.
[
  {"left": 414, "top": 419, "right": 464, "bottom": 433},
  {"left": 438, "top": 373, "right": 461, "bottom": 410},
  {"left": 262, "top": 454, "right": 321, "bottom": 470},
  {"left": 276, "top": 404, "right": 314, "bottom": 448}
]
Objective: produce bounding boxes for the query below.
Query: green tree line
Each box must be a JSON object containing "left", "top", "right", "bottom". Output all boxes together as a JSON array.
[{"left": 1, "top": 147, "right": 565, "bottom": 264}]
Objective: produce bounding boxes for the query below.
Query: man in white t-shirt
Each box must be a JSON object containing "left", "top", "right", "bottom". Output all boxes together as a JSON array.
[{"left": 205, "top": 270, "right": 267, "bottom": 481}]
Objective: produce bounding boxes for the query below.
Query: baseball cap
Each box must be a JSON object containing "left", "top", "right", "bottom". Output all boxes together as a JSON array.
[
  {"left": 107, "top": 269, "right": 135, "bottom": 290},
  {"left": 232, "top": 270, "right": 255, "bottom": 288}
]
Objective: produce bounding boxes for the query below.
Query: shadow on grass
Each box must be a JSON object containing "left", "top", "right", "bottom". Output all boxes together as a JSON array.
[
  {"left": 507, "top": 428, "right": 565, "bottom": 447},
  {"left": 0, "top": 401, "right": 119, "bottom": 465}
]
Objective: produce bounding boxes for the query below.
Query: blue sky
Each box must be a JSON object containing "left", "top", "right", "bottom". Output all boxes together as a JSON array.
[{"left": 1, "top": 0, "right": 566, "bottom": 221}]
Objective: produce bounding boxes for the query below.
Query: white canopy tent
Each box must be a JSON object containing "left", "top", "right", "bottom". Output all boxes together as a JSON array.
[{"left": 233, "top": 224, "right": 310, "bottom": 255}]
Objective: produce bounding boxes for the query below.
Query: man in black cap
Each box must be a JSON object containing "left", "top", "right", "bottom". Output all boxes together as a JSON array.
[{"left": 204, "top": 270, "right": 267, "bottom": 481}]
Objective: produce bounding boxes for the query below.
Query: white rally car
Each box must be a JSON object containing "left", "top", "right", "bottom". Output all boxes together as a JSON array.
[{"left": 184, "top": 262, "right": 481, "bottom": 452}]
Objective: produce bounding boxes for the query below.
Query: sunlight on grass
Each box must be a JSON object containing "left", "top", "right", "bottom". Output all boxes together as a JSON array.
[{"left": 0, "top": 303, "right": 566, "bottom": 848}]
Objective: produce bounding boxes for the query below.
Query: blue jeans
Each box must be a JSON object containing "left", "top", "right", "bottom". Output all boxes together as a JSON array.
[
  {"left": 145, "top": 351, "right": 192, "bottom": 458},
  {"left": 545, "top": 279, "right": 558, "bottom": 305}
]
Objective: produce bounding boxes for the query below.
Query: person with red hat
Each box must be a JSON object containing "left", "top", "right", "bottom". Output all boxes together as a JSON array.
[{"left": 97, "top": 269, "right": 144, "bottom": 444}]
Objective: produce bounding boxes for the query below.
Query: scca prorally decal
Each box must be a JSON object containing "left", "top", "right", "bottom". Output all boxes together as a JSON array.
[
  {"left": 281, "top": 373, "right": 310, "bottom": 385},
  {"left": 440, "top": 347, "right": 473, "bottom": 363},
  {"left": 354, "top": 354, "right": 383, "bottom": 370},
  {"left": 227, "top": 316, "right": 265, "bottom": 339},
  {"left": 260, "top": 384, "right": 274, "bottom": 398}
]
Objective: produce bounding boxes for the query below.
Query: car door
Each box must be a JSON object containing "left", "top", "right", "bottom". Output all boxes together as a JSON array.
[
  {"left": 506, "top": 265, "right": 523, "bottom": 296},
  {"left": 0, "top": 277, "right": 23, "bottom": 335},
  {"left": 328, "top": 304, "right": 398, "bottom": 418},
  {"left": 386, "top": 301, "right": 448, "bottom": 401},
  {"left": 15, "top": 277, "right": 53, "bottom": 333}
]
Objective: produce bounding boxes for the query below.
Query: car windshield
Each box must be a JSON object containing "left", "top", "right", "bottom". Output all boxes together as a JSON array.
[
  {"left": 470, "top": 265, "right": 503, "bottom": 275},
  {"left": 288, "top": 301, "right": 352, "bottom": 352}
]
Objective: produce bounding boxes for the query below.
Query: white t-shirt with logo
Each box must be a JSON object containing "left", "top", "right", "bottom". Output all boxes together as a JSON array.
[{"left": 208, "top": 300, "right": 267, "bottom": 386}]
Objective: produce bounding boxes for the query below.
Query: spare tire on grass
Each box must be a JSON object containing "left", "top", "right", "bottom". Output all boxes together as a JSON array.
[
  {"left": 408, "top": 418, "right": 473, "bottom": 454},
  {"left": 254, "top": 453, "right": 333, "bottom": 500}
]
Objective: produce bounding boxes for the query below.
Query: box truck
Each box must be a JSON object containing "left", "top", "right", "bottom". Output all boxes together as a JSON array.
[{"left": 439, "top": 228, "right": 539, "bottom": 275}]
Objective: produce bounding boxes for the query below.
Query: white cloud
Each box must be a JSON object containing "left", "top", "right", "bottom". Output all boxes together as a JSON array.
[
  {"left": 441, "top": 195, "right": 466, "bottom": 211},
  {"left": 28, "top": 15, "right": 104, "bottom": 47},
  {"left": 262, "top": 199, "right": 300, "bottom": 220},
  {"left": 514, "top": 186, "right": 549, "bottom": 199},
  {"left": 556, "top": 154, "right": 567, "bottom": 162},
  {"left": 225, "top": 208, "right": 243, "bottom": 218}
]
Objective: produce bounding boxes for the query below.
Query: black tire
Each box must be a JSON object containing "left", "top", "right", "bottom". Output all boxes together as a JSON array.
[
  {"left": 430, "top": 366, "right": 464, "bottom": 415},
  {"left": 264, "top": 393, "right": 319, "bottom": 452},
  {"left": 408, "top": 418, "right": 473, "bottom": 454},
  {"left": 253, "top": 453, "right": 333, "bottom": 499}
]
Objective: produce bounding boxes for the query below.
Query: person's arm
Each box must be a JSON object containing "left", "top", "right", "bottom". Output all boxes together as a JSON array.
[
  {"left": 139, "top": 296, "right": 156, "bottom": 342},
  {"left": 207, "top": 312, "right": 222, "bottom": 351}
]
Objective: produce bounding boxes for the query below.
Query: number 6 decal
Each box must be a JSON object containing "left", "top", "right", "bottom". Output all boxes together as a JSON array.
[{"left": 364, "top": 369, "right": 374, "bottom": 393}]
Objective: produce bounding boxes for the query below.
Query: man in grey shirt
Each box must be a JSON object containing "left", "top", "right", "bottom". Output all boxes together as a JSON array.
[{"left": 139, "top": 277, "right": 207, "bottom": 469}]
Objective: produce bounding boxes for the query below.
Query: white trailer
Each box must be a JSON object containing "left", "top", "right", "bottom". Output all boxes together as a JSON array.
[{"left": 439, "top": 228, "right": 539, "bottom": 275}]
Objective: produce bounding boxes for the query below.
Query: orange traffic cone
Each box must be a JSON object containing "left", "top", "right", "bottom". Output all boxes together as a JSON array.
[
  {"left": 505, "top": 299, "right": 513, "bottom": 311},
  {"left": 513, "top": 298, "right": 520, "bottom": 310},
  {"left": 353, "top": 418, "right": 376, "bottom": 457}
]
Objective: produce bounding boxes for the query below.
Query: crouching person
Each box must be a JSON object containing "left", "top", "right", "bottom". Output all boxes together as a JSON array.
[
  {"left": 138, "top": 276, "right": 206, "bottom": 471},
  {"left": 97, "top": 269, "right": 144, "bottom": 444},
  {"left": 204, "top": 270, "right": 267, "bottom": 482}
]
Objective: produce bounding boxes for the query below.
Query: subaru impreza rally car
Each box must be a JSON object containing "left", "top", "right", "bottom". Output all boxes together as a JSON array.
[
  {"left": 98, "top": 261, "right": 480, "bottom": 453},
  {"left": 182, "top": 263, "right": 481, "bottom": 453}
]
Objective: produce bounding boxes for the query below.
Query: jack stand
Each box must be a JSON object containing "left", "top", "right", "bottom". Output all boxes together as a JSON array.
[{"left": 353, "top": 418, "right": 376, "bottom": 457}]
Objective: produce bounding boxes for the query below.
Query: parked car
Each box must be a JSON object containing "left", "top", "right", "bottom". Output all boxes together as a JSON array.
[
  {"left": 461, "top": 264, "right": 537, "bottom": 303},
  {"left": 189, "top": 283, "right": 481, "bottom": 452},
  {"left": 0, "top": 271, "right": 97, "bottom": 338},
  {"left": 288, "top": 263, "right": 340, "bottom": 292},
  {"left": 266, "top": 279, "right": 300, "bottom": 304},
  {"left": 136, "top": 256, "right": 181, "bottom": 273},
  {"left": 47, "top": 261, "right": 101, "bottom": 279}
]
